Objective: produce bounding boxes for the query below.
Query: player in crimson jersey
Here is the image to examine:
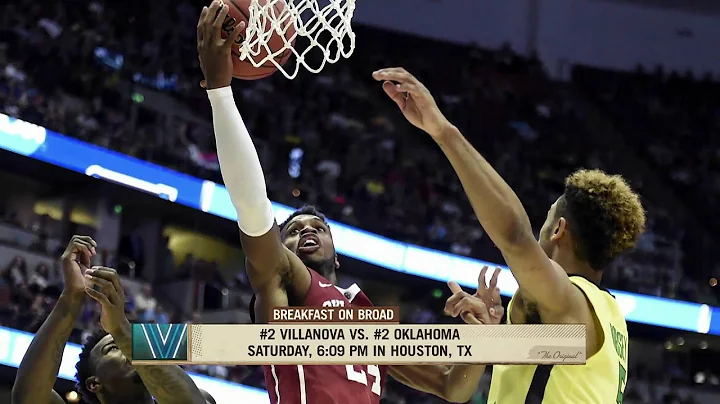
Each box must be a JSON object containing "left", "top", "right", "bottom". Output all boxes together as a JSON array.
[
  {"left": 249, "top": 206, "right": 387, "bottom": 404},
  {"left": 197, "top": 2, "right": 502, "bottom": 403}
]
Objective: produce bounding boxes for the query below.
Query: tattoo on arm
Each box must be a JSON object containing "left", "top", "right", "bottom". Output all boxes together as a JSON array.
[
  {"left": 114, "top": 337, "right": 206, "bottom": 404},
  {"left": 136, "top": 366, "right": 207, "bottom": 404}
]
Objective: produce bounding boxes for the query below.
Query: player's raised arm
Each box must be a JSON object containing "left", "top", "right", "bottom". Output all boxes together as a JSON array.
[
  {"left": 388, "top": 268, "right": 504, "bottom": 403},
  {"left": 373, "top": 67, "right": 574, "bottom": 315},
  {"left": 11, "top": 236, "right": 96, "bottom": 404},
  {"left": 198, "top": 1, "right": 293, "bottom": 294}
]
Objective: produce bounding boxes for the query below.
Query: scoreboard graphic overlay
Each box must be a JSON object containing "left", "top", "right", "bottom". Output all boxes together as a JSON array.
[
  {"left": 132, "top": 323, "right": 189, "bottom": 362},
  {"left": 132, "top": 308, "right": 586, "bottom": 365}
]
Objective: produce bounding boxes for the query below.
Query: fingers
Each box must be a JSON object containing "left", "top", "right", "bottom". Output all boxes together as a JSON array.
[
  {"left": 477, "top": 266, "right": 502, "bottom": 304},
  {"left": 86, "top": 267, "right": 125, "bottom": 302},
  {"left": 199, "top": 0, "right": 242, "bottom": 51},
  {"left": 490, "top": 267, "right": 502, "bottom": 304},
  {"left": 224, "top": 21, "right": 246, "bottom": 49},
  {"left": 446, "top": 284, "right": 487, "bottom": 318},
  {"left": 197, "top": 6, "right": 209, "bottom": 46},
  {"left": 85, "top": 287, "right": 111, "bottom": 306},
  {"left": 373, "top": 67, "right": 415, "bottom": 84},
  {"left": 203, "top": 1, "right": 224, "bottom": 44},
  {"left": 87, "top": 267, "right": 125, "bottom": 302},
  {"left": 447, "top": 281, "right": 463, "bottom": 295},
  {"left": 374, "top": 68, "right": 425, "bottom": 95},
  {"left": 382, "top": 81, "right": 407, "bottom": 109},
  {"left": 84, "top": 278, "right": 118, "bottom": 306},
  {"left": 84, "top": 274, "right": 114, "bottom": 302},
  {"left": 491, "top": 305, "right": 505, "bottom": 321},
  {"left": 394, "top": 82, "right": 420, "bottom": 95},
  {"left": 476, "top": 266, "right": 489, "bottom": 296},
  {"left": 489, "top": 267, "right": 501, "bottom": 290},
  {"left": 460, "top": 312, "right": 482, "bottom": 325},
  {"left": 452, "top": 296, "right": 492, "bottom": 323},
  {"left": 212, "top": 2, "right": 230, "bottom": 39},
  {"left": 63, "top": 235, "right": 97, "bottom": 267},
  {"left": 444, "top": 290, "right": 466, "bottom": 316}
]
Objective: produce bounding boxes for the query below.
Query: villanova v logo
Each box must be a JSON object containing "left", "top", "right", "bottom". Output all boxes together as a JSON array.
[{"left": 131, "top": 323, "right": 189, "bottom": 362}]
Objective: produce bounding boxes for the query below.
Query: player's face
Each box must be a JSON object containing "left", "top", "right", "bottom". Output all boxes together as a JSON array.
[
  {"left": 86, "top": 334, "right": 145, "bottom": 397},
  {"left": 282, "top": 214, "right": 337, "bottom": 268}
]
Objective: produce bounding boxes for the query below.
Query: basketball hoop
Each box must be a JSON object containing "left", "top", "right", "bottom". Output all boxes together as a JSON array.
[{"left": 239, "top": 0, "right": 356, "bottom": 80}]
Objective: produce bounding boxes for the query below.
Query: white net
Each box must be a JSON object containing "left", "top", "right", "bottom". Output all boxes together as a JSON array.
[{"left": 238, "top": 0, "right": 356, "bottom": 79}]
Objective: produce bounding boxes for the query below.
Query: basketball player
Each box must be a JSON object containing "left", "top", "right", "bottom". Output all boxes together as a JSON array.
[
  {"left": 197, "top": 2, "right": 501, "bottom": 402},
  {"left": 375, "top": 67, "right": 644, "bottom": 403},
  {"left": 12, "top": 235, "right": 214, "bottom": 404}
]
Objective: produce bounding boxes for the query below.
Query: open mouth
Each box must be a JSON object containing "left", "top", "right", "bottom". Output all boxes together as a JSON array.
[{"left": 297, "top": 234, "right": 321, "bottom": 253}]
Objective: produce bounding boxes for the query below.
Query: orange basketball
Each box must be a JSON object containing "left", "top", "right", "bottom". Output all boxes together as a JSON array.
[{"left": 219, "top": 0, "right": 296, "bottom": 80}]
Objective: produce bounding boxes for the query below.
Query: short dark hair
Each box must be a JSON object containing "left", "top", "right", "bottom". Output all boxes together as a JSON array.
[
  {"left": 75, "top": 329, "right": 108, "bottom": 404},
  {"left": 278, "top": 205, "right": 328, "bottom": 233},
  {"left": 557, "top": 169, "right": 646, "bottom": 269}
]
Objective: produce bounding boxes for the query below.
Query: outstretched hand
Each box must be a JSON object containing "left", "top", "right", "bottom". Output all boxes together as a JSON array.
[
  {"left": 444, "top": 266, "right": 504, "bottom": 325},
  {"left": 197, "top": 0, "right": 245, "bottom": 89},
  {"left": 372, "top": 67, "right": 453, "bottom": 138}
]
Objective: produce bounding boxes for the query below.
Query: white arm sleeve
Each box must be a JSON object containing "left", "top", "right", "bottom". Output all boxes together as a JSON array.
[{"left": 207, "top": 86, "right": 275, "bottom": 236}]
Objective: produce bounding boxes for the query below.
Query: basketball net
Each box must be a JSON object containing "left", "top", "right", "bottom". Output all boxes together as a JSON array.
[{"left": 239, "top": 0, "right": 356, "bottom": 79}]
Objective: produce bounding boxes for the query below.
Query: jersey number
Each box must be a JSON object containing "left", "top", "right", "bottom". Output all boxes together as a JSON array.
[
  {"left": 346, "top": 365, "right": 381, "bottom": 396},
  {"left": 616, "top": 363, "right": 627, "bottom": 403}
]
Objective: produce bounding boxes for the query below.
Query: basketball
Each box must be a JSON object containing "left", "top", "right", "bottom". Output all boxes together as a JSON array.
[{"left": 219, "top": 0, "right": 296, "bottom": 80}]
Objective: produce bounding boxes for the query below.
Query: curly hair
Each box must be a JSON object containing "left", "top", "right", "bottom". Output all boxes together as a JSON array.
[
  {"left": 75, "top": 329, "right": 108, "bottom": 404},
  {"left": 557, "top": 169, "right": 646, "bottom": 269},
  {"left": 278, "top": 205, "right": 328, "bottom": 233}
]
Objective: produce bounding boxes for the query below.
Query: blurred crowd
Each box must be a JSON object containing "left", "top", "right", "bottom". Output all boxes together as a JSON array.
[
  {"left": 2, "top": 0, "right": 718, "bottom": 306},
  {"left": 0, "top": 220, "right": 177, "bottom": 343},
  {"left": 573, "top": 66, "right": 720, "bottom": 232}
]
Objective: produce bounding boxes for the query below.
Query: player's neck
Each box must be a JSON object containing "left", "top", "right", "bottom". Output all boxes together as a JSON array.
[
  {"left": 554, "top": 250, "right": 602, "bottom": 285},
  {"left": 306, "top": 257, "right": 338, "bottom": 284},
  {"left": 324, "top": 271, "right": 337, "bottom": 285}
]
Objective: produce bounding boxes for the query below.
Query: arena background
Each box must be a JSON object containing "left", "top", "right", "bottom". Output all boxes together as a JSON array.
[{"left": 1, "top": 0, "right": 720, "bottom": 402}]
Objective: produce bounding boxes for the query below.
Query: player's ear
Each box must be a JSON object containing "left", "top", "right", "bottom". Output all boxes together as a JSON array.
[
  {"left": 551, "top": 217, "right": 568, "bottom": 242},
  {"left": 334, "top": 254, "right": 340, "bottom": 270},
  {"left": 86, "top": 376, "right": 101, "bottom": 394}
]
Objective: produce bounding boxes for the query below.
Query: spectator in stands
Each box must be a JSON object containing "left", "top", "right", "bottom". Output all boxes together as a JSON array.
[
  {"left": 5, "top": 256, "right": 27, "bottom": 288},
  {"left": 0, "top": 261, "right": 17, "bottom": 326},
  {"left": 134, "top": 282, "right": 157, "bottom": 322},
  {"left": 28, "top": 263, "right": 49, "bottom": 293}
]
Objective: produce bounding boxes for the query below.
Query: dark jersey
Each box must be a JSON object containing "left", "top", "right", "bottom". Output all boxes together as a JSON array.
[{"left": 253, "top": 268, "right": 387, "bottom": 404}]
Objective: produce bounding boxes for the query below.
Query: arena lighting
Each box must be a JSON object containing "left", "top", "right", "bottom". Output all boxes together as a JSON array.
[
  {"left": 65, "top": 391, "right": 80, "bottom": 403},
  {"left": 1, "top": 113, "right": 720, "bottom": 335},
  {"left": 0, "top": 326, "right": 270, "bottom": 403}
]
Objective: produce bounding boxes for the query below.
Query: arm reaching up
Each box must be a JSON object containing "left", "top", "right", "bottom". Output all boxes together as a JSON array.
[
  {"left": 198, "top": 1, "right": 274, "bottom": 241},
  {"left": 11, "top": 236, "right": 96, "bottom": 404},
  {"left": 197, "top": 1, "right": 308, "bottom": 314},
  {"left": 373, "top": 67, "right": 577, "bottom": 317},
  {"left": 388, "top": 267, "right": 504, "bottom": 403}
]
